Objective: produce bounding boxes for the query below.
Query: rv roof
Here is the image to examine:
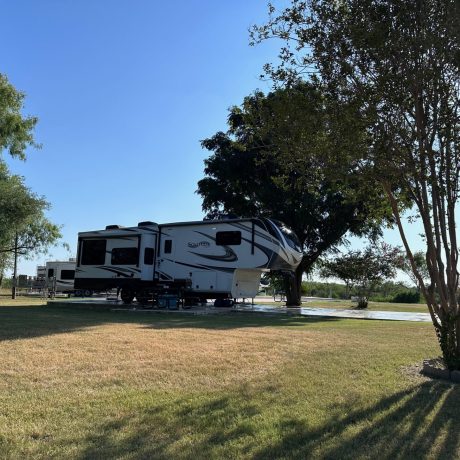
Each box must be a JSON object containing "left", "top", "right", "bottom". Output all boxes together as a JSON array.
[
  {"left": 159, "top": 218, "right": 257, "bottom": 228},
  {"left": 78, "top": 218, "right": 259, "bottom": 237}
]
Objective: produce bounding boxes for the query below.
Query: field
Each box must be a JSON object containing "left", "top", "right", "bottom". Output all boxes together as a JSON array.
[{"left": 1, "top": 298, "right": 459, "bottom": 459}]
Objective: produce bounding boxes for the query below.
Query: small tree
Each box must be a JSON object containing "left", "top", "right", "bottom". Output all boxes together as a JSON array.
[{"left": 320, "top": 244, "right": 402, "bottom": 308}]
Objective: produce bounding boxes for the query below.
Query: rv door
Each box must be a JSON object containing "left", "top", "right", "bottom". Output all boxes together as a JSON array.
[{"left": 140, "top": 233, "right": 157, "bottom": 281}]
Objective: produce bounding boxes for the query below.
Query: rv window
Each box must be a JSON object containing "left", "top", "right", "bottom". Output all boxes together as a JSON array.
[
  {"left": 111, "top": 247, "right": 138, "bottom": 265},
  {"left": 271, "top": 219, "right": 302, "bottom": 251},
  {"left": 144, "top": 247, "right": 154, "bottom": 265},
  {"left": 61, "top": 270, "right": 75, "bottom": 280},
  {"left": 164, "top": 240, "right": 172, "bottom": 254},
  {"left": 264, "top": 220, "right": 282, "bottom": 241},
  {"left": 216, "top": 231, "right": 241, "bottom": 246},
  {"left": 81, "top": 239, "right": 107, "bottom": 265},
  {"left": 47, "top": 268, "right": 55, "bottom": 278}
]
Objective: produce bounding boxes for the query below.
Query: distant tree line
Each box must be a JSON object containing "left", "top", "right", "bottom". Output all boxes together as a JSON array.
[{"left": 300, "top": 281, "right": 421, "bottom": 304}]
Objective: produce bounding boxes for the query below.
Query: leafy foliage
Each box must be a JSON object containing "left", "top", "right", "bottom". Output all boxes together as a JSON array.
[
  {"left": 398, "top": 251, "right": 430, "bottom": 291},
  {"left": 0, "top": 73, "right": 39, "bottom": 160},
  {"left": 391, "top": 291, "right": 421, "bottom": 304}
]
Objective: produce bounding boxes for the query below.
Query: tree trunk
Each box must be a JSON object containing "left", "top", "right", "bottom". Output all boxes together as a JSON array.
[
  {"left": 436, "top": 314, "right": 460, "bottom": 371},
  {"left": 11, "top": 232, "right": 18, "bottom": 300},
  {"left": 284, "top": 265, "right": 303, "bottom": 306},
  {"left": 357, "top": 296, "right": 368, "bottom": 309}
]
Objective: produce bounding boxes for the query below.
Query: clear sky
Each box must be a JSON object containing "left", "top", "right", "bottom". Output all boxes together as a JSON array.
[{"left": 1, "top": 0, "right": 423, "bottom": 278}]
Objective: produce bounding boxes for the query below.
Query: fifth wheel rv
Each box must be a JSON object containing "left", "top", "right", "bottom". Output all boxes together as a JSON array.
[{"left": 74, "top": 217, "right": 302, "bottom": 305}]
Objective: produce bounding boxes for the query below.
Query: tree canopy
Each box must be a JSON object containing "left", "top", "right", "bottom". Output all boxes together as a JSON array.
[{"left": 0, "top": 73, "right": 39, "bottom": 160}]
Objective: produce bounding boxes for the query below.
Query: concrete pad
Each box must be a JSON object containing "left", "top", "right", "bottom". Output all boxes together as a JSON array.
[
  {"left": 233, "top": 305, "right": 432, "bottom": 322},
  {"left": 47, "top": 299, "right": 432, "bottom": 322}
]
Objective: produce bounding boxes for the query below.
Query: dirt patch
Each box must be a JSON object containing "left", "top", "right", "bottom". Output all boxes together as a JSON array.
[
  {"left": 400, "top": 358, "right": 459, "bottom": 384},
  {"left": 400, "top": 362, "right": 432, "bottom": 383}
]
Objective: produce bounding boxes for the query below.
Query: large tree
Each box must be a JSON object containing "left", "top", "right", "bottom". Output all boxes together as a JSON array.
[
  {"left": 198, "top": 83, "right": 391, "bottom": 305},
  {"left": 252, "top": 0, "right": 460, "bottom": 368}
]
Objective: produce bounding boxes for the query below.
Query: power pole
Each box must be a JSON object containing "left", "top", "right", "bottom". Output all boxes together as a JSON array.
[{"left": 12, "top": 232, "right": 18, "bottom": 300}]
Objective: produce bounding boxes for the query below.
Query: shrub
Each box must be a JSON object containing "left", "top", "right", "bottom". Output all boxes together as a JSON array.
[{"left": 391, "top": 290, "right": 420, "bottom": 304}]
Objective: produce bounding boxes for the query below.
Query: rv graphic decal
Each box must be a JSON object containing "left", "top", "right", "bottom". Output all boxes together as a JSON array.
[
  {"left": 190, "top": 245, "right": 238, "bottom": 263},
  {"left": 98, "top": 266, "right": 141, "bottom": 277},
  {"left": 187, "top": 241, "right": 211, "bottom": 248}
]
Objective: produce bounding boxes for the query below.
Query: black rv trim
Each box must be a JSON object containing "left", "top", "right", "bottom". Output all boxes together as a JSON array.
[
  {"left": 251, "top": 221, "right": 255, "bottom": 255},
  {"left": 155, "top": 227, "right": 161, "bottom": 279},
  {"left": 77, "top": 239, "right": 82, "bottom": 267}
]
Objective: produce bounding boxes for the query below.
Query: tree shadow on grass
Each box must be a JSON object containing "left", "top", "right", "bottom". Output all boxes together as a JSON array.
[
  {"left": 76, "top": 390, "right": 262, "bottom": 460},
  {"left": 67, "top": 380, "right": 460, "bottom": 460},
  {"left": 0, "top": 304, "right": 340, "bottom": 342},
  {"left": 254, "top": 379, "right": 460, "bottom": 459},
  {"left": 70, "top": 379, "right": 460, "bottom": 459}
]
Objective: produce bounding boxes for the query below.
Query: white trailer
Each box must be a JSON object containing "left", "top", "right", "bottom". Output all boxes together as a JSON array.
[
  {"left": 74, "top": 217, "right": 302, "bottom": 305},
  {"left": 44, "top": 259, "right": 76, "bottom": 294}
]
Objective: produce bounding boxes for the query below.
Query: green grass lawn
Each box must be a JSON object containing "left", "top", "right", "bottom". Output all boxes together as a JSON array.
[{"left": 0, "top": 298, "right": 458, "bottom": 459}]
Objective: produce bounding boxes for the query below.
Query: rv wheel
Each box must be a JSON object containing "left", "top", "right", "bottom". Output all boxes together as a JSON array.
[{"left": 121, "top": 288, "right": 135, "bottom": 304}]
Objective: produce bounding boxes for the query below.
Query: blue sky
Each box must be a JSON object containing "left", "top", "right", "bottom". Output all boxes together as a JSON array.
[{"left": 1, "top": 0, "right": 422, "bottom": 278}]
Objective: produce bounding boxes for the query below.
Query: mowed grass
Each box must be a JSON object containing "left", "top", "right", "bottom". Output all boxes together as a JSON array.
[{"left": 0, "top": 299, "right": 459, "bottom": 459}]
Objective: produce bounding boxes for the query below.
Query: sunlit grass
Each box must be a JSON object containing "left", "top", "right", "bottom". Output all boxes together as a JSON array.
[{"left": 0, "top": 302, "right": 458, "bottom": 459}]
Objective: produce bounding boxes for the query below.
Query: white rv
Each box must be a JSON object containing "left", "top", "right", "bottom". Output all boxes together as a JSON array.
[
  {"left": 44, "top": 259, "right": 76, "bottom": 294},
  {"left": 74, "top": 218, "right": 302, "bottom": 305}
]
